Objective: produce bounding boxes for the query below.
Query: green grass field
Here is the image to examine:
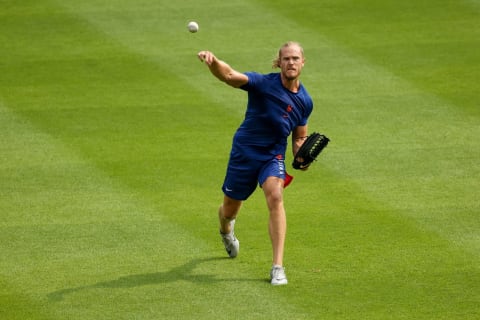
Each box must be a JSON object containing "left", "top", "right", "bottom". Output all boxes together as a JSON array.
[{"left": 1, "top": 0, "right": 479, "bottom": 319}]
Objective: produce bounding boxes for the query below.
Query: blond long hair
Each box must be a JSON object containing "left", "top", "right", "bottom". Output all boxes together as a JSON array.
[{"left": 272, "top": 41, "right": 304, "bottom": 68}]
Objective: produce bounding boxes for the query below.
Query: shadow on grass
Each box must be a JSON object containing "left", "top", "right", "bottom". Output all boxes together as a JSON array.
[{"left": 48, "top": 256, "right": 261, "bottom": 301}]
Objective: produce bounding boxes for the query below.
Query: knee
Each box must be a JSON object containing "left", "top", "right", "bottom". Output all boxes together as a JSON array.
[
  {"left": 266, "top": 189, "right": 284, "bottom": 210},
  {"left": 221, "top": 197, "right": 242, "bottom": 219}
]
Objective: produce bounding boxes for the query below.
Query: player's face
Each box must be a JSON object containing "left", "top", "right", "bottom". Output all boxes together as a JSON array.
[{"left": 279, "top": 45, "right": 305, "bottom": 80}]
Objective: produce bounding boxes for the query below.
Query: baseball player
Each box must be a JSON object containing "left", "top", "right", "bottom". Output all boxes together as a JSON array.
[{"left": 198, "top": 41, "right": 313, "bottom": 285}]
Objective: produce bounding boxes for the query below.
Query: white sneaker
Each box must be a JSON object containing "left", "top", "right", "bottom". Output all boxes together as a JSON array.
[
  {"left": 270, "top": 265, "right": 288, "bottom": 285},
  {"left": 220, "top": 220, "right": 239, "bottom": 258}
]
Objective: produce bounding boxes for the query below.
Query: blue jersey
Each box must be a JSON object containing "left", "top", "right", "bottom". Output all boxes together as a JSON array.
[{"left": 233, "top": 72, "right": 313, "bottom": 160}]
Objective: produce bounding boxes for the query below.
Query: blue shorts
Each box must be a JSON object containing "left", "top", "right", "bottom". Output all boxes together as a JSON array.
[{"left": 222, "top": 150, "right": 286, "bottom": 201}]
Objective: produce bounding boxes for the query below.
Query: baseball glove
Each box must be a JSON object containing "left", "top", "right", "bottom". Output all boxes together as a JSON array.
[{"left": 292, "top": 132, "right": 330, "bottom": 170}]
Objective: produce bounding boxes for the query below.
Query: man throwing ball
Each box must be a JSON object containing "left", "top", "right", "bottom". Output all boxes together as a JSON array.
[{"left": 198, "top": 42, "right": 313, "bottom": 285}]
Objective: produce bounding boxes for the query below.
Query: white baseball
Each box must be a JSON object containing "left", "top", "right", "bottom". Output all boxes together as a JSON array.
[{"left": 187, "top": 21, "right": 199, "bottom": 33}]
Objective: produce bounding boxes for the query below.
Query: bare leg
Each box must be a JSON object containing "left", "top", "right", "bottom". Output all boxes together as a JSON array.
[
  {"left": 219, "top": 195, "right": 242, "bottom": 234},
  {"left": 219, "top": 195, "right": 242, "bottom": 258},
  {"left": 262, "top": 177, "right": 287, "bottom": 266}
]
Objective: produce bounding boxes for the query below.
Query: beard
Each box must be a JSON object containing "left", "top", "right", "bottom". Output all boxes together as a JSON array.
[{"left": 283, "top": 69, "right": 299, "bottom": 81}]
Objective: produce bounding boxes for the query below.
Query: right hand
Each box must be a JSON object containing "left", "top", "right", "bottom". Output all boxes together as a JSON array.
[{"left": 197, "top": 51, "right": 216, "bottom": 66}]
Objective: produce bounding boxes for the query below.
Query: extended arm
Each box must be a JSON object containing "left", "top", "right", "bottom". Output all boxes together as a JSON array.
[{"left": 198, "top": 51, "right": 248, "bottom": 88}]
